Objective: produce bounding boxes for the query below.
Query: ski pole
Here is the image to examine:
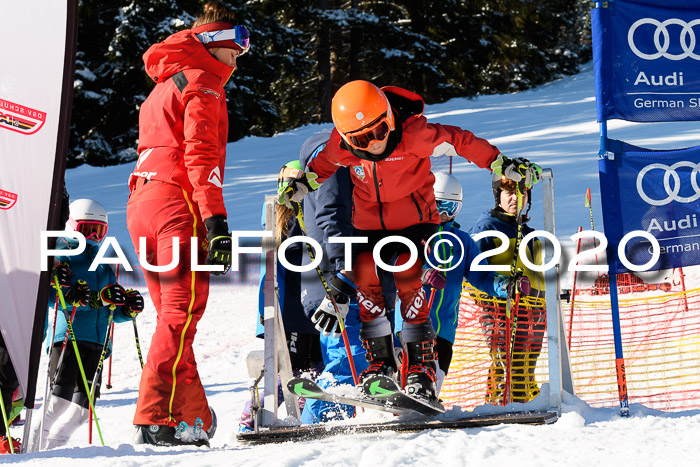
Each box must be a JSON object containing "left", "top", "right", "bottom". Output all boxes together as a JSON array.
[
  {"left": 504, "top": 184, "right": 525, "bottom": 405},
  {"left": 0, "top": 388, "right": 13, "bottom": 454},
  {"left": 293, "top": 202, "right": 359, "bottom": 385},
  {"left": 585, "top": 188, "right": 600, "bottom": 266},
  {"left": 132, "top": 318, "right": 144, "bottom": 369},
  {"left": 106, "top": 322, "right": 114, "bottom": 389},
  {"left": 39, "top": 299, "right": 77, "bottom": 451},
  {"left": 53, "top": 277, "right": 105, "bottom": 446},
  {"left": 89, "top": 306, "right": 115, "bottom": 444},
  {"left": 37, "top": 292, "right": 60, "bottom": 452}
]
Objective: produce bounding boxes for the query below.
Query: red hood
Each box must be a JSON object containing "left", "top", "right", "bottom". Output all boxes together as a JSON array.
[{"left": 143, "top": 29, "right": 234, "bottom": 84}]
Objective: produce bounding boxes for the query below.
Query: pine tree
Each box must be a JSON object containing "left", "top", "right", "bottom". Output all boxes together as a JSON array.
[{"left": 67, "top": 0, "right": 591, "bottom": 166}]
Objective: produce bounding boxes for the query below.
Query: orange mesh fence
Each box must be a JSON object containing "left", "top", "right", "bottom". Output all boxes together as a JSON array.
[
  {"left": 441, "top": 285, "right": 547, "bottom": 409},
  {"left": 565, "top": 268, "right": 700, "bottom": 411},
  {"left": 444, "top": 268, "right": 700, "bottom": 412}
]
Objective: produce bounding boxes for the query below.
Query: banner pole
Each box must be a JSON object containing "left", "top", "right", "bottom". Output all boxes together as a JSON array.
[{"left": 609, "top": 273, "right": 630, "bottom": 417}]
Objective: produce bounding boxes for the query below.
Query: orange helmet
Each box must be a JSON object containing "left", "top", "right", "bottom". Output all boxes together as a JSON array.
[{"left": 331, "top": 80, "right": 395, "bottom": 150}]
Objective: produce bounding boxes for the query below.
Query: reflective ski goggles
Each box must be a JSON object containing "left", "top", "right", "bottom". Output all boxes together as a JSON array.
[
  {"left": 436, "top": 199, "right": 462, "bottom": 217},
  {"left": 67, "top": 218, "right": 108, "bottom": 241},
  {"left": 343, "top": 114, "right": 392, "bottom": 151},
  {"left": 196, "top": 25, "right": 250, "bottom": 55}
]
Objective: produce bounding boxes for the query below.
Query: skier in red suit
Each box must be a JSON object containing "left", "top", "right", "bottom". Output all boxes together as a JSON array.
[
  {"left": 126, "top": 1, "right": 249, "bottom": 446},
  {"left": 279, "top": 80, "right": 541, "bottom": 402}
]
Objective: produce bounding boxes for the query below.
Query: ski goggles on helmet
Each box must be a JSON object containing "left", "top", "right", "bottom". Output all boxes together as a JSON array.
[
  {"left": 196, "top": 25, "right": 250, "bottom": 55},
  {"left": 67, "top": 218, "right": 109, "bottom": 242},
  {"left": 343, "top": 114, "right": 393, "bottom": 151},
  {"left": 436, "top": 199, "right": 462, "bottom": 217},
  {"left": 277, "top": 164, "right": 304, "bottom": 192}
]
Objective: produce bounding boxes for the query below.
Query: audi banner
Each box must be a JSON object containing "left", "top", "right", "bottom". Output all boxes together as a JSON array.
[
  {"left": 593, "top": 0, "right": 700, "bottom": 122},
  {"left": 600, "top": 139, "right": 700, "bottom": 274}
]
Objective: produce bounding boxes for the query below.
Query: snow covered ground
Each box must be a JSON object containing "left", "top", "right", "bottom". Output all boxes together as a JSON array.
[{"left": 9, "top": 62, "right": 700, "bottom": 465}]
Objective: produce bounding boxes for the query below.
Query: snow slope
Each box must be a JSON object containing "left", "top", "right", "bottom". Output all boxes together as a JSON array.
[{"left": 10, "top": 63, "right": 700, "bottom": 466}]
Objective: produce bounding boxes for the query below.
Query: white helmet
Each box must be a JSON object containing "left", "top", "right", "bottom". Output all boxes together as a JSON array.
[
  {"left": 433, "top": 172, "right": 463, "bottom": 202},
  {"left": 66, "top": 198, "right": 108, "bottom": 242}
]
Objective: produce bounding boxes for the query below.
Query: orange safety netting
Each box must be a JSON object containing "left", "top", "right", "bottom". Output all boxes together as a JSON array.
[
  {"left": 441, "top": 286, "right": 547, "bottom": 409},
  {"left": 442, "top": 268, "right": 700, "bottom": 412}
]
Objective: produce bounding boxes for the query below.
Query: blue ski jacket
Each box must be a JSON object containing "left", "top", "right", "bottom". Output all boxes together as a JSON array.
[
  {"left": 468, "top": 209, "right": 545, "bottom": 293},
  {"left": 48, "top": 238, "right": 133, "bottom": 355},
  {"left": 395, "top": 220, "right": 508, "bottom": 344}
]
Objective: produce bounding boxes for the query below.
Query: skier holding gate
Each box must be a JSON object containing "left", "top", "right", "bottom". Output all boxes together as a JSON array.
[
  {"left": 279, "top": 80, "right": 542, "bottom": 403},
  {"left": 126, "top": 1, "right": 249, "bottom": 446},
  {"left": 32, "top": 199, "right": 144, "bottom": 450},
  {"left": 469, "top": 175, "right": 546, "bottom": 404}
]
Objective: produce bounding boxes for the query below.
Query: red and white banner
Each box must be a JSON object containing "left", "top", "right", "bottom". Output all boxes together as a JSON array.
[{"left": 0, "top": 1, "right": 77, "bottom": 408}]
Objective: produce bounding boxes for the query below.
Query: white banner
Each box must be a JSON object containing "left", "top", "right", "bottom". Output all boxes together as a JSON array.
[{"left": 0, "top": 1, "right": 76, "bottom": 406}]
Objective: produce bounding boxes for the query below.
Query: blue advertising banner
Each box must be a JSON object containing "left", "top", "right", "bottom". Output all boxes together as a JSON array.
[
  {"left": 600, "top": 140, "right": 700, "bottom": 274},
  {"left": 593, "top": 1, "right": 700, "bottom": 122}
]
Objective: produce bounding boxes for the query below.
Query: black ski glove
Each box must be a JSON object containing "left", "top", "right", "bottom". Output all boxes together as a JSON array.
[
  {"left": 88, "top": 291, "right": 102, "bottom": 309},
  {"left": 100, "top": 283, "right": 127, "bottom": 307},
  {"left": 123, "top": 289, "right": 144, "bottom": 318},
  {"left": 65, "top": 280, "right": 90, "bottom": 307},
  {"left": 52, "top": 262, "right": 71, "bottom": 289},
  {"left": 204, "top": 215, "right": 232, "bottom": 275},
  {"left": 491, "top": 153, "right": 542, "bottom": 189}
]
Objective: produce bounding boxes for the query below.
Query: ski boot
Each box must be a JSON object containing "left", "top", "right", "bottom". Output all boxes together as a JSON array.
[
  {"left": 404, "top": 339, "right": 439, "bottom": 401},
  {"left": 206, "top": 406, "right": 217, "bottom": 440},
  {"left": 0, "top": 436, "right": 21, "bottom": 454},
  {"left": 134, "top": 419, "right": 210, "bottom": 447},
  {"left": 359, "top": 334, "right": 398, "bottom": 385}
]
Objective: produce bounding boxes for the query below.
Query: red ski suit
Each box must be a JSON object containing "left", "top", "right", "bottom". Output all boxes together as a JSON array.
[
  {"left": 126, "top": 28, "right": 233, "bottom": 430},
  {"left": 308, "top": 86, "right": 501, "bottom": 325}
]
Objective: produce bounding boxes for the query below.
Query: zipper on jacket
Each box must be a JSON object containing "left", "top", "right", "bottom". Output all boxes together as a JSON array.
[
  {"left": 410, "top": 193, "right": 423, "bottom": 222},
  {"left": 417, "top": 191, "right": 433, "bottom": 221},
  {"left": 372, "top": 162, "right": 387, "bottom": 230}
]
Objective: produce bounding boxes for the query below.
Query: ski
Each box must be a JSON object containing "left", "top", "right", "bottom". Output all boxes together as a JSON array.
[
  {"left": 361, "top": 375, "right": 445, "bottom": 416},
  {"left": 287, "top": 377, "right": 413, "bottom": 416},
  {"left": 236, "top": 410, "right": 557, "bottom": 444}
]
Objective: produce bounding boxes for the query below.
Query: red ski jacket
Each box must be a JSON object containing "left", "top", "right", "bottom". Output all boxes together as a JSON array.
[
  {"left": 129, "top": 29, "right": 234, "bottom": 220},
  {"left": 308, "top": 86, "right": 501, "bottom": 231}
]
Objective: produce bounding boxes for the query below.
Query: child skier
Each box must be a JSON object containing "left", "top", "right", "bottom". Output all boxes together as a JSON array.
[
  {"left": 394, "top": 173, "right": 530, "bottom": 393},
  {"left": 279, "top": 80, "right": 541, "bottom": 402},
  {"left": 34, "top": 199, "right": 144, "bottom": 449},
  {"left": 468, "top": 176, "right": 546, "bottom": 404}
]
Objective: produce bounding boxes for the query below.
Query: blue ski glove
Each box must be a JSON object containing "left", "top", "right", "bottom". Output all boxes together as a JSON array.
[
  {"left": 494, "top": 272, "right": 531, "bottom": 299},
  {"left": 491, "top": 154, "right": 542, "bottom": 189},
  {"left": 312, "top": 271, "right": 356, "bottom": 337}
]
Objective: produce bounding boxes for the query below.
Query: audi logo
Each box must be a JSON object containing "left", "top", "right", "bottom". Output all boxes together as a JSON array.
[
  {"left": 636, "top": 162, "right": 700, "bottom": 206},
  {"left": 628, "top": 18, "right": 700, "bottom": 60}
]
